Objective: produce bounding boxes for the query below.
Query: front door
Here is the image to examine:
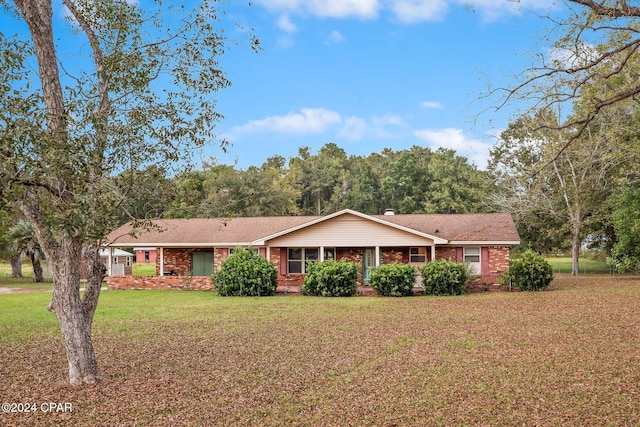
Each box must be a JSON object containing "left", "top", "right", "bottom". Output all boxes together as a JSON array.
[{"left": 363, "top": 248, "right": 376, "bottom": 285}]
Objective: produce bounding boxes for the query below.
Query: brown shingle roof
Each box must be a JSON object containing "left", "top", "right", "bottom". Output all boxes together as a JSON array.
[
  {"left": 371, "top": 213, "right": 520, "bottom": 242},
  {"left": 107, "top": 216, "right": 320, "bottom": 247},
  {"left": 106, "top": 211, "right": 519, "bottom": 247}
]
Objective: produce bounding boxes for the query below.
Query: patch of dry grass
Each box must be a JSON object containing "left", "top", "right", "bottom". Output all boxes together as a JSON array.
[{"left": 1, "top": 275, "right": 639, "bottom": 426}]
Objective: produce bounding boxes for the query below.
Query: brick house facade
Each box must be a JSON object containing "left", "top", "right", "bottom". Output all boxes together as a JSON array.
[{"left": 105, "top": 209, "right": 520, "bottom": 293}]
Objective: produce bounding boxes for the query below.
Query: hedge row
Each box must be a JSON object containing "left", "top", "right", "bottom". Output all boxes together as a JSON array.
[{"left": 213, "top": 250, "right": 553, "bottom": 297}]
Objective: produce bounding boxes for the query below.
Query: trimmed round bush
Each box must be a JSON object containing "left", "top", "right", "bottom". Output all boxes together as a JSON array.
[
  {"left": 214, "top": 247, "right": 277, "bottom": 296},
  {"left": 421, "top": 259, "right": 468, "bottom": 296},
  {"left": 370, "top": 263, "right": 417, "bottom": 297},
  {"left": 509, "top": 249, "right": 553, "bottom": 291},
  {"left": 301, "top": 259, "right": 358, "bottom": 297}
]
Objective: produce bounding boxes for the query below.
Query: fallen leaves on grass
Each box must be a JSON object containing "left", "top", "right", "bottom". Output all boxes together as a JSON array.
[{"left": 1, "top": 276, "right": 639, "bottom": 426}]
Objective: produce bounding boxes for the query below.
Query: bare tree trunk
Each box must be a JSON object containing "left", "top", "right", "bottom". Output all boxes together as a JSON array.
[
  {"left": 53, "top": 295, "right": 100, "bottom": 385},
  {"left": 571, "top": 236, "right": 580, "bottom": 277},
  {"left": 44, "top": 237, "right": 103, "bottom": 385},
  {"left": 316, "top": 193, "right": 322, "bottom": 215},
  {"left": 30, "top": 250, "right": 44, "bottom": 282},
  {"left": 571, "top": 221, "right": 581, "bottom": 277},
  {"left": 17, "top": 196, "right": 103, "bottom": 385},
  {"left": 9, "top": 253, "right": 23, "bottom": 278}
]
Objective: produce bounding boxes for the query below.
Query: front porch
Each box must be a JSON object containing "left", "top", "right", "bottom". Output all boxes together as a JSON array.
[{"left": 105, "top": 244, "right": 510, "bottom": 292}]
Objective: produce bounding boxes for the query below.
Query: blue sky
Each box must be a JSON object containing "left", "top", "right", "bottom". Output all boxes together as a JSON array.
[
  {"left": 210, "top": 0, "right": 560, "bottom": 170},
  {"left": 3, "top": 0, "right": 562, "bottom": 170}
]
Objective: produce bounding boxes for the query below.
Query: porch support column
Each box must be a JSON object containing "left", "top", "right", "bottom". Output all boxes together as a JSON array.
[
  {"left": 107, "top": 247, "right": 113, "bottom": 276},
  {"left": 320, "top": 246, "right": 325, "bottom": 262},
  {"left": 431, "top": 244, "right": 436, "bottom": 262},
  {"left": 159, "top": 247, "right": 164, "bottom": 276},
  {"left": 375, "top": 246, "right": 380, "bottom": 266}
]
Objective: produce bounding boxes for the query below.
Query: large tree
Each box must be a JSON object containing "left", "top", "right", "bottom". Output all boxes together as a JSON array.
[
  {"left": 608, "top": 186, "right": 640, "bottom": 272},
  {"left": 499, "top": 0, "right": 640, "bottom": 148},
  {"left": 0, "top": 0, "right": 256, "bottom": 384},
  {"left": 490, "top": 106, "right": 632, "bottom": 274},
  {"left": 290, "top": 143, "right": 349, "bottom": 215}
]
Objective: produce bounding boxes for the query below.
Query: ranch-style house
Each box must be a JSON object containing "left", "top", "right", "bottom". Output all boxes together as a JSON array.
[{"left": 105, "top": 209, "right": 520, "bottom": 293}]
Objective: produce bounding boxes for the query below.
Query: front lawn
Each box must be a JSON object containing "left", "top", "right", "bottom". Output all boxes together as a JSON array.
[{"left": 1, "top": 275, "right": 639, "bottom": 425}]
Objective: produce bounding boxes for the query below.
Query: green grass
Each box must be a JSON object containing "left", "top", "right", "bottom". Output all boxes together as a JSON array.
[
  {"left": 0, "top": 276, "right": 53, "bottom": 290},
  {"left": 0, "top": 260, "right": 53, "bottom": 289},
  {"left": 1, "top": 276, "right": 639, "bottom": 425},
  {"left": 0, "top": 292, "right": 58, "bottom": 343},
  {"left": 0, "top": 261, "right": 38, "bottom": 277},
  {"left": 545, "top": 257, "right": 612, "bottom": 274},
  {"left": 132, "top": 262, "right": 156, "bottom": 276}
]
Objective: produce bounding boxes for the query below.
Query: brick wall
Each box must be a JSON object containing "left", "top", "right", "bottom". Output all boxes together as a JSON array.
[
  {"left": 488, "top": 246, "right": 510, "bottom": 275},
  {"left": 434, "top": 245, "right": 511, "bottom": 288},
  {"left": 213, "top": 247, "right": 229, "bottom": 271},
  {"left": 157, "top": 248, "right": 190, "bottom": 276},
  {"left": 380, "top": 247, "right": 408, "bottom": 264},
  {"left": 269, "top": 248, "right": 305, "bottom": 290},
  {"left": 436, "top": 247, "right": 459, "bottom": 261},
  {"left": 157, "top": 248, "right": 216, "bottom": 276},
  {"left": 111, "top": 245, "right": 513, "bottom": 293},
  {"left": 107, "top": 275, "right": 214, "bottom": 291}
]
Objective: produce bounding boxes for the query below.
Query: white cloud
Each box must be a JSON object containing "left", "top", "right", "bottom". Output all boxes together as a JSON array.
[
  {"left": 372, "top": 113, "right": 406, "bottom": 129},
  {"left": 228, "top": 108, "right": 342, "bottom": 138},
  {"left": 313, "top": 0, "right": 380, "bottom": 18},
  {"left": 548, "top": 42, "right": 597, "bottom": 70},
  {"left": 338, "top": 114, "right": 406, "bottom": 139},
  {"left": 388, "top": 0, "right": 449, "bottom": 24},
  {"left": 256, "top": 0, "right": 380, "bottom": 19},
  {"left": 339, "top": 117, "right": 368, "bottom": 140},
  {"left": 277, "top": 13, "right": 297, "bottom": 33},
  {"left": 414, "top": 127, "right": 492, "bottom": 169},
  {"left": 458, "top": 0, "right": 555, "bottom": 22},
  {"left": 325, "top": 30, "right": 346, "bottom": 44},
  {"left": 256, "top": 0, "right": 554, "bottom": 24},
  {"left": 421, "top": 101, "right": 444, "bottom": 109},
  {"left": 369, "top": 114, "right": 407, "bottom": 138},
  {"left": 225, "top": 108, "right": 406, "bottom": 142}
]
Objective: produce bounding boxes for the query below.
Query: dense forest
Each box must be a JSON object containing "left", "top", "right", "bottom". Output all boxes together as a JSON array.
[
  {"left": 114, "top": 143, "right": 494, "bottom": 221},
  {"left": 3, "top": 135, "right": 640, "bottom": 272}
]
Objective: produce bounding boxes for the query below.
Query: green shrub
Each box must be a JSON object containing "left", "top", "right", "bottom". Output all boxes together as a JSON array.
[
  {"left": 370, "top": 263, "right": 417, "bottom": 297},
  {"left": 214, "top": 247, "right": 277, "bottom": 296},
  {"left": 508, "top": 249, "right": 553, "bottom": 291},
  {"left": 301, "top": 259, "right": 357, "bottom": 297},
  {"left": 421, "top": 259, "right": 468, "bottom": 296}
]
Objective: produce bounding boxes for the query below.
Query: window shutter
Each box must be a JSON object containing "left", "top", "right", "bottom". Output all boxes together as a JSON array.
[
  {"left": 259, "top": 247, "right": 267, "bottom": 257},
  {"left": 456, "top": 247, "right": 463, "bottom": 262},
  {"left": 279, "top": 248, "right": 287, "bottom": 275},
  {"left": 481, "top": 247, "right": 490, "bottom": 276}
]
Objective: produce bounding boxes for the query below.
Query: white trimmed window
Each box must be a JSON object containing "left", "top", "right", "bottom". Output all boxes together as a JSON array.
[
  {"left": 323, "top": 248, "right": 335, "bottom": 261},
  {"left": 410, "top": 247, "right": 426, "bottom": 263},
  {"left": 464, "top": 247, "right": 481, "bottom": 274},
  {"left": 126, "top": 257, "right": 131, "bottom": 267},
  {"left": 288, "top": 248, "right": 303, "bottom": 274},
  {"left": 113, "top": 257, "right": 118, "bottom": 265},
  {"left": 288, "top": 248, "right": 335, "bottom": 274}
]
